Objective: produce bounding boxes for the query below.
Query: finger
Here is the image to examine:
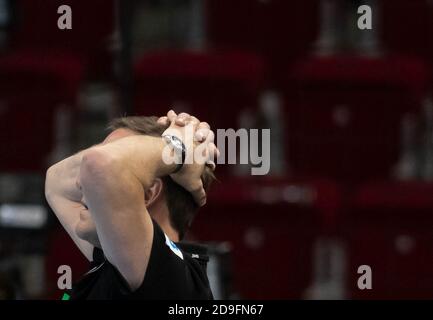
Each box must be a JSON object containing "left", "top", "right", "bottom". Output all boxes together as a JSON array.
[
  {"left": 207, "top": 129, "right": 216, "bottom": 143},
  {"left": 198, "top": 122, "right": 210, "bottom": 130},
  {"left": 157, "top": 116, "right": 169, "bottom": 125},
  {"left": 198, "top": 131, "right": 215, "bottom": 163},
  {"left": 189, "top": 116, "right": 200, "bottom": 129},
  {"left": 197, "top": 131, "right": 216, "bottom": 166},
  {"left": 167, "top": 110, "right": 177, "bottom": 123},
  {"left": 203, "top": 129, "right": 215, "bottom": 145},
  {"left": 196, "top": 123, "right": 212, "bottom": 142},
  {"left": 194, "top": 128, "right": 210, "bottom": 142},
  {"left": 180, "top": 116, "right": 200, "bottom": 135},
  {"left": 209, "top": 142, "right": 220, "bottom": 158},
  {"left": 174, "top": 118, "right": 186, "bottom": 126},
  {"left": 175, "top": 112, "right": 191, "bottom": 126},
  {"left": 205, "top": 142, "right": 218, "bottom": 171},
  {"left": 178, "top": 112, "right": 190, "bottom": 118}
]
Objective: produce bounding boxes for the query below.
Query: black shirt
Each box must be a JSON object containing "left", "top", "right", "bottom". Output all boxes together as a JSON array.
[{"left": 70, "top": 220, "right": 213, "bottom": 300}]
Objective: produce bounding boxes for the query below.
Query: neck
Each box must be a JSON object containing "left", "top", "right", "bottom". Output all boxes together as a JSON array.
[
  {"left": 152, "top": 214, "right": 180, "bottom": 242},
  {"left": 148, "top": 199, "right": 180, "bottom": 242}
]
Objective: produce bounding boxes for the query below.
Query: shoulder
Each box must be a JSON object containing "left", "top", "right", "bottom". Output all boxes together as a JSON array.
[
  {"left": 78, "top": 220, "right": 214, "bottom": 299},
  {"left": 132, "top": 221, "right": 214, "bottom": 299}
]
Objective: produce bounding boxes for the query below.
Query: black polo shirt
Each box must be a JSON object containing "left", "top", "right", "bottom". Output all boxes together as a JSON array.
[{"left": 70, "top": 220, "right": 213, "bottom": 300}]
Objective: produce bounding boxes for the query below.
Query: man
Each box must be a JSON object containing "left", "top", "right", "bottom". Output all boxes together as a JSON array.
[{"left": 45, "top": 110, "right": 219, "bottom": 299}]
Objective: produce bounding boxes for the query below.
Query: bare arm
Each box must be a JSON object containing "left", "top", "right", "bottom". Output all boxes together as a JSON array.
[
  {"left": 46, "top": 111, "right": 216, "bottom": 290},
  {"left": 45, "top": 151, "right": 94, "bottom": 261},
  {"left": 79, "top": 135, "right": 178, "bottom": 290}
]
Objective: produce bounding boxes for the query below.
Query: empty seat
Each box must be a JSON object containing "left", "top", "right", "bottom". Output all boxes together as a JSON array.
[
  {"left": 44, "top": 225, "right": 89, "bottom": 299},
  {"left": 285, "top": 55, "right": 429, "bottom": 183},
  {"left": 344, "top": 181, "right": 433, "bottom": 299},
  {"left": 9, "top": 0, "right": 115, "bottom": 79},
  {"left": 188, "top": 176, "right": 341, "bottom": 299},
  {"left": 381, "top": 0, "right": 433, "bottom": 72},
  {"left": 133, "top": 49, "right": 265, "bottom": 130},
  {"left": 206, "top": 0, "right": 320, "bottom": 86},
  {"left": 0, "top": 51, "right": 84, "bottom": 173}
]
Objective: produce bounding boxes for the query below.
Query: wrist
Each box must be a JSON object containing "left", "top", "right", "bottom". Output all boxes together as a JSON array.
[{"left": 162, "top": 134, "right": 186, "bottom": 174}]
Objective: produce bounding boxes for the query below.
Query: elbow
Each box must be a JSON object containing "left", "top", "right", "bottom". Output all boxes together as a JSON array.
[
  {"left": 44, "top": 165, "right": 58, "bottom": 201},
  {"left": 80, "top": 149, "right": 118, "bottom": 190}
]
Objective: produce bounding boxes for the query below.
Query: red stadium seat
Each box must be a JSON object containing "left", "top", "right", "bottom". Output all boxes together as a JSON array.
[
  {"left": 344, "top": 181, "right": 433, "bottom": 299},
  {"left": 44, "top": 225, "right": 89, "bottom": 299},
  {"left": 188, "top": 176, "right": 341, "bottom": 299},
  {"left": 9, "top": 0, "right": 115, "bottom": 79},
  {"left": 381, "top": 0, "right": 433, "bottom": 79},
  {"left": 0, "top": 1, "right": 114, "bottom": 172},
  {"left": 285, "top": 55, "right": 429, "bottom": 183},
  {"left": 0, "top": 51, "right": 84, "bottom": 173},
  {"left": 133, "top": 49, "right": 265, "bottom": 131},
  {"left": 206, "top": 0, "right": 320, "bottom": 86}
]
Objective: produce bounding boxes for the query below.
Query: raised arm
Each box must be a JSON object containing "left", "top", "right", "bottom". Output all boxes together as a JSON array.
[
  {"left": 79, "top": 118, "right": 211, "bottom": 290},
  {"left": 45, "top": 151, "right": 95, "bottom": 261}
]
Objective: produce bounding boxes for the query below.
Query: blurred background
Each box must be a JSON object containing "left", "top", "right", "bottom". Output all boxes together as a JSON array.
[{"left": 0, "top": 0, "right": 433, "bottom": 299}]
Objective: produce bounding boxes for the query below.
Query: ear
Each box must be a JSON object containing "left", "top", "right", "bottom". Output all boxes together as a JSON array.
[{"left": 144, "top": 178, "right": 164, "bottom": 208}]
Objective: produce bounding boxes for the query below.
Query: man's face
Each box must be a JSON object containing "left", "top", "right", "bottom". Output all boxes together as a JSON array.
[{"left": 75, "top": 128, "right": 136, "bottom": 246}]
